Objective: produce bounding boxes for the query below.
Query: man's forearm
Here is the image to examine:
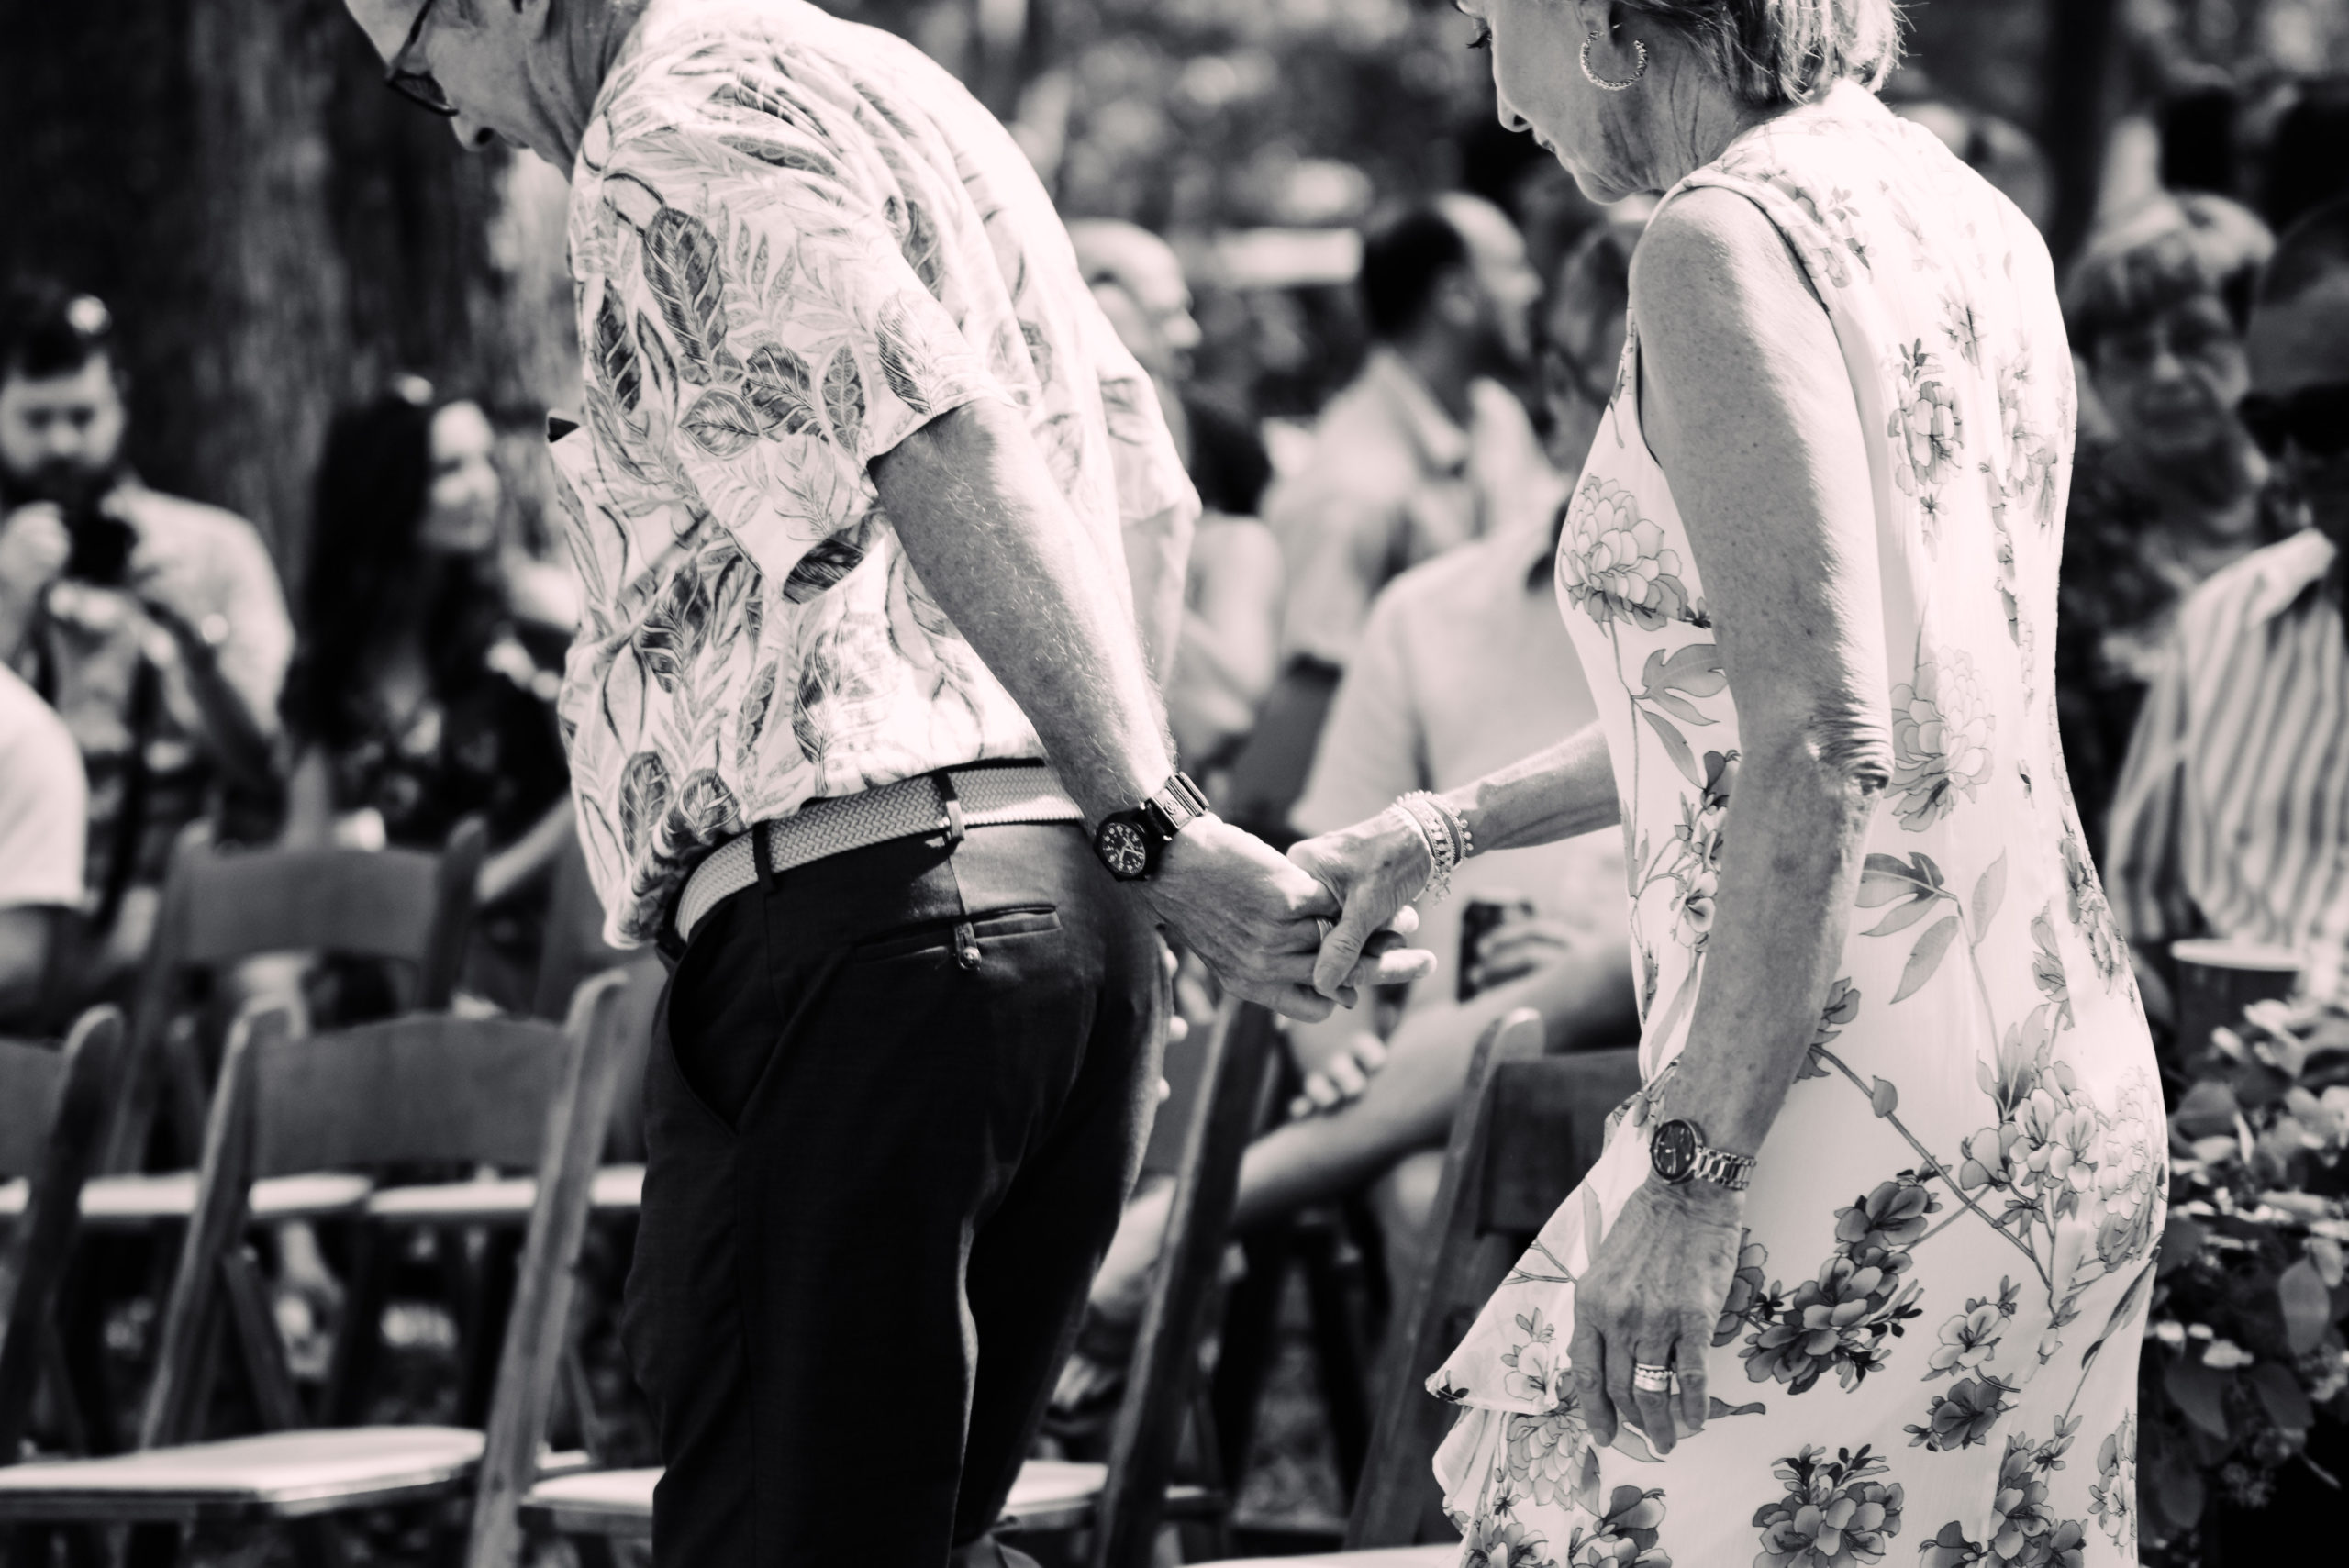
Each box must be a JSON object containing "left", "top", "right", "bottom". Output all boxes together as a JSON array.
[{"left": 871, "top": 398, "right": 1174, "bottom": 820}]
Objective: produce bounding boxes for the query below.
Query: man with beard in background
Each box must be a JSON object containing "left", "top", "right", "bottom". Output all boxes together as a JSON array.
[{"left": 0, "top": 281, "right": 290, "bottom": 986}]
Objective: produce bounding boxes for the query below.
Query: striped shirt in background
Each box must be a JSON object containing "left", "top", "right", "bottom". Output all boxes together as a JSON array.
[{"left": 2107, "top": 527, "right": 2349, "bottom": 998}]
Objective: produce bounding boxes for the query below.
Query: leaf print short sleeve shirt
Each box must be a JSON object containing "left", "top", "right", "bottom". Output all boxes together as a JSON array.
[{"left": 551, "top": 0, "right": 1195, "bottom": 946}]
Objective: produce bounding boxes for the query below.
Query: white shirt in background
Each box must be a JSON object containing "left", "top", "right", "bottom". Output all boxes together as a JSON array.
[
  {"left": 0, "top": 665, "right": 88, "bottom": 912},
  {"left": 1291, "top": 518, "right": 1626, "bottom": 1019}
]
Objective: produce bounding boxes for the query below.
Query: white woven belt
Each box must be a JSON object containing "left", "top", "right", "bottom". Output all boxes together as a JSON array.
[{"left": 673, "top": 763, "right": 1085, "bottom": 943}]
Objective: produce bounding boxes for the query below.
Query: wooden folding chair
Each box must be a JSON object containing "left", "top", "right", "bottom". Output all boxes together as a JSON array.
[
  {"left": 0, "top": 1010, "right": 127, "bottom": 1463},
  {"left": 1191, "top": 1013, "right": 1641, "bottom": 1567},
  {"left": 0, "top": 972, "right": 630, "bottom": 1568},
  {"left": 104, "top": 818, "right": 489, "bottom": 1177},
  {"left": 520, "top": 995, "right": 1285, "bottom": 1568}
]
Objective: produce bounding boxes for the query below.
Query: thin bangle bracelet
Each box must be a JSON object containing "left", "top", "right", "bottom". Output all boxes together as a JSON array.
[{"left": 1389, "top": 801, "right": 1440, "bottom": 898}]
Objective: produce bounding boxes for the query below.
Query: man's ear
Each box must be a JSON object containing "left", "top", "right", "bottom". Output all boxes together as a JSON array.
[{"left": 1431, "top": 264, "right": 1484, "bottom": 333}]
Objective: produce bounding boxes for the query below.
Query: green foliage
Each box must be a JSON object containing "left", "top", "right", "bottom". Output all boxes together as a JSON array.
[{"left": 2139, "top": 998, "right": 2349, "bottom": 1557}]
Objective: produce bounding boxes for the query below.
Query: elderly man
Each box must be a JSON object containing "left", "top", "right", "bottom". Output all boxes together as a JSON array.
[
  {"left": 2110, "top": 194, "right": 2349, "bottom": 1013},
  {"left": 0, "top": 282, "right": 289, "bottom": 983},
  {"left": 343, "top": 3, "right": 1421, "bottom": 1565}
]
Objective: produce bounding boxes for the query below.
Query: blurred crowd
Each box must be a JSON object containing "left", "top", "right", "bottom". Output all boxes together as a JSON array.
[{"left": 14, "top": 26, "right": 2349, "bottom": 1485}]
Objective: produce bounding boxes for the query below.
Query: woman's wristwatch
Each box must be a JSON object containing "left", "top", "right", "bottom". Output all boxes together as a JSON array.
[
  {"left": 1092, "top": 773, "right": 1211, "bottom": 882},
  {"left": 1647, "top": 1117, "right": 1756, "bottom": 1192}
]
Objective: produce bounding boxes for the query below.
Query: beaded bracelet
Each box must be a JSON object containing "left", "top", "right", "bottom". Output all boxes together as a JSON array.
[{"left": 1395, "top": 791, "right": 1466, "bottom": 903}]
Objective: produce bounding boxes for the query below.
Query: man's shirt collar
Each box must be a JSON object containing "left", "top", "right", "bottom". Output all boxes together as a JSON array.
[
  {"left": 2243, "top": 527, "right": 2340, "bottom": 625},
  {"left": 1362, "top": 348, "right": 1472, "bottom": 478}
]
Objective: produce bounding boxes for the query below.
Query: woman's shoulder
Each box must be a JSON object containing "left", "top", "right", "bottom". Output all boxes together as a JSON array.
[{"left": 1629, "top": 183, "right": 1831, "bottom": 362}]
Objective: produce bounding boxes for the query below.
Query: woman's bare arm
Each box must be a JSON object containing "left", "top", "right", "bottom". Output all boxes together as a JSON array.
[{"left": 1629, "top": 183, "right": 1891, "bottom": 1157}]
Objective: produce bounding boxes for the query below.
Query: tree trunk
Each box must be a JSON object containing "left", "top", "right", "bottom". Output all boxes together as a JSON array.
[{"left": 0, "top": 0, "right": 575, "bottom": 590}]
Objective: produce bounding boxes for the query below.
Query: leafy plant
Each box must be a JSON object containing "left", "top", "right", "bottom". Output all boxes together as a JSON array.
[{"left": 2138, "top": 999, "right": 2349, "bottom": 1561}]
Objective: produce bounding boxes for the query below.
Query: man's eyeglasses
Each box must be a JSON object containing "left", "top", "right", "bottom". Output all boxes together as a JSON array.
[
  {"left": 2240, "top": 384, "right": 2349, "bottom": 462},
  {"left": 384, "top": 0, "right": 456, "bottom": 117}
]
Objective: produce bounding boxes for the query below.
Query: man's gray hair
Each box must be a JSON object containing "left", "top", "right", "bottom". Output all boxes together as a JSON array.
[{"left": 1619, "top": 0, "right": 1904, "bottom": 108}]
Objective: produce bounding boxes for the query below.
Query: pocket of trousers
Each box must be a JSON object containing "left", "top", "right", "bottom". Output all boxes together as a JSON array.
[{"left": 845, "top": 906, "right": 1063, "bottom": 969}]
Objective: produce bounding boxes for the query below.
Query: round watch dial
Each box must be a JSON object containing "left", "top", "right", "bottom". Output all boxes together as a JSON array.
[
  {"left": 1097, "top": 819, "right": 1151, "bottom": 879},
  {"left": 1650, "top": 1118, "right": 1699, "bottom": 1184}
]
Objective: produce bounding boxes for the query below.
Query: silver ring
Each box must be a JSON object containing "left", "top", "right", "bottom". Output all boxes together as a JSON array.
[
  {"left": 1631, "top": 1362, "right": 1674, "bottom": 1393},
  {"left": 1315, "top": 917, "right": 1332, "bottom": 943}
]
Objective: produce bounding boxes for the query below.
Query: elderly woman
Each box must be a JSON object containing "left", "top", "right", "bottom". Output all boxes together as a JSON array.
[
  {"left": 1293, "top": 3, "right": 2163, "bottom": 1560},
  {"left": 2057, "top": 195, "right": 2282, "bottom": 857}
]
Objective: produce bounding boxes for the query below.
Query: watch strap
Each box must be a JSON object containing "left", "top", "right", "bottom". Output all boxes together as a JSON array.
[
  {"left": 1141, "top": 772, "right": 1211, "bottom": 838},
  {"left": 1692, "top": 1144, "right": 1756, "bottom": 1192}
]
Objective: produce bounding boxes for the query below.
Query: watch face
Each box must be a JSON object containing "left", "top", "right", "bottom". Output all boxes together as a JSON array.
[
  {"left": 1650, "top": 1118, "right": 1699, "bottom": 1184},
  {"left": 1096, "top": 818, "right": 1152, "bottom": 880}
]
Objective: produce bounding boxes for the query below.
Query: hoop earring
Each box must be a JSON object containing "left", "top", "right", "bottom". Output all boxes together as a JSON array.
[{"left": 1581, "top": 30, "right": 1648, "bottom": 92}]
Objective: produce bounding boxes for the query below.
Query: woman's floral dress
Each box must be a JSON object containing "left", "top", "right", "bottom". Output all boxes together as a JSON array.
[{"left": 1430, "top": 84, "right": 2165, "bottom": 1568}]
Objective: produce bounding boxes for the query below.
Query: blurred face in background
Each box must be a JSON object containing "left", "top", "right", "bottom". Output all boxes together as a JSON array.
[
  {"left": 0, "top": 355, "right": 128, "bottom": 510},
  {"left": 1437, "top": 194, "right": 1542, "bottom": 374},
  {"left": 2248, "top": 278, "right": 2349, "bottom": 546},
  {"left": 1090, "top": 258, "right": 1202, "bottom": 387},
  {"left": 2091, "top": 291, "right": 2250, "bottom": 462},
  {"left": 419, "top": 399, "right": 502, "bottom": 555}
]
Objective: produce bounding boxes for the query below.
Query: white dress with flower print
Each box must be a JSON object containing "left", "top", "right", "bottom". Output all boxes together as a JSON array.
[{"left": 1430, "top": 85, "right": 2164, "bottom": 1568}]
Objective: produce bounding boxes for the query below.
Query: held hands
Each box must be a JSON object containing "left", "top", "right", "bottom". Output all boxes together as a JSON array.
[
  {"left": 1286, "top": 806, "right": 1436, "bottom": 1000},
  {"left": 1567, "top": 1177, "right": 1745, "bottom": 1455},
  {"left": 1144, "top": 815, "right": 1433, "bottom": 1022}
]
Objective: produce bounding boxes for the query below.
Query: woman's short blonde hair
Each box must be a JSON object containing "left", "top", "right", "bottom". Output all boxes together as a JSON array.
[{"left": 1622, "top": 1, "right": 1905, "bottom": 107}]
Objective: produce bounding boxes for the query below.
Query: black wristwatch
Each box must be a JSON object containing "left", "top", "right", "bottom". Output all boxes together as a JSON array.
[
  {"left": 1092, "top": 773, "right": 1211, "bottom": 882},
  {"left": 1648, "top": 1117, "right": 1756, "bottom": 1192}
]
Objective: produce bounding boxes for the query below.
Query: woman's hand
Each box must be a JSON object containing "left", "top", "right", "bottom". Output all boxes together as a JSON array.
[
  {"left": 1288, "top": 807, "right": 1435, "bottom": 999},
  {"left": 1568, "top": 1177, "right": 1744, "bottom": 1455}
]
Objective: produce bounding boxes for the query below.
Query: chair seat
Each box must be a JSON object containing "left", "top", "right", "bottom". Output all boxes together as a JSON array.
[
  {"left": 521, "top": 1456, "right": 1218, "bottom": 1540},
  {"left": 0, "top": 1173, "right": 375, "bottom": 1230},
  {"left": 0, "top": 1427, "right": 484, "bottom": 1523},
  {"left": 519, "top": 1466, "right": 656, "bottom": 1536},
  {"left": 362, "top": 1163, "right": 644, "bottom": 1224},
  {"left": 1194, "top": 1547, "right": 1462, "bottom": 1568}
]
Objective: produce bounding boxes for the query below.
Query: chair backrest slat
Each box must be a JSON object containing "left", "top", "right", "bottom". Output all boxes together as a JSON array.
[
  {"left": 0, "top": 1040, "right": 68, "bottom": 1177},
  {"left": 1089, "top": 998, "right": 1280, "bottom": 1568},
  {"left": 467, "top": 973, "right": 633, "bottom": 1568},
  {"left": 250, "top": 1015, "right": 573, "bottom": 1177},
  {"left": 1480, "top": 1052, "right": 1642, "bottom": 1238},
  {"left": 0, "top": 1009, "right": 127, "bottom": 1462}
]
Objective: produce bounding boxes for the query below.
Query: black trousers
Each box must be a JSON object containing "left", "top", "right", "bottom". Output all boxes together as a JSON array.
[{"left": 624, "top": 820, "right": 1164, "bottom": 1566}]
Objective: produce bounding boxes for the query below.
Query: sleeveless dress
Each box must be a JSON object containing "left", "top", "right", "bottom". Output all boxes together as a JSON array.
[{"left": 1429, "top": 84, "right": 2165, "bottom": 1568}]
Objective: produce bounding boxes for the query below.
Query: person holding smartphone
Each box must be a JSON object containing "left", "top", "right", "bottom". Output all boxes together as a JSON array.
[{"left": 0, "top": 280, "right": 291, "bottom": 988}]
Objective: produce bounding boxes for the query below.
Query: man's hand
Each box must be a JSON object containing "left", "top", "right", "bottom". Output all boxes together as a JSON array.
[
  {"left": 1144, "top": 816, "right": 1432, "bottom": 1022},
  {"left": 0, "top": 503, "right": 70, "bottom": 598},
  {"left": 0, "top": 504, "right": 71, "bottom": 662}
]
